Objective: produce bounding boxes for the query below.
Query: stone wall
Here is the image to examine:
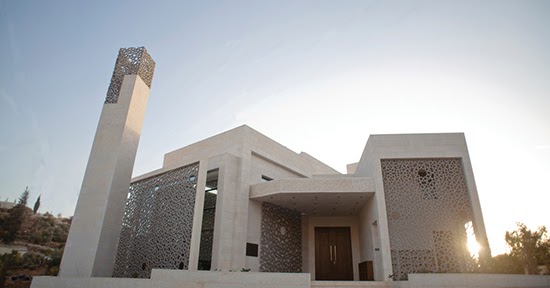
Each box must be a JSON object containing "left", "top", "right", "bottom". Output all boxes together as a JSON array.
[
  {"left": 113, "top": 163, "right": 199, "bottom": 277},
  {"left": 381, "top": 158, "right": 474, "bottom": 280},
  {"left": 260, "top": 202, "right": 302, "bottom": 272}
]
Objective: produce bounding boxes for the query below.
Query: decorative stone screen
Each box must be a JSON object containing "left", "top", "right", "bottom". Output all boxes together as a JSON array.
[
  {"left": 105, "top": 47, "right": 155, "bottom": 104},
  {"left": 113, "top": 163, "right": 199, "bottom": 278},
  {"left": 381, "top": 158, "right": 475, "bottom": 280},
  {"left": 260, "top": 202, "right": 302, "bottom": 273}
]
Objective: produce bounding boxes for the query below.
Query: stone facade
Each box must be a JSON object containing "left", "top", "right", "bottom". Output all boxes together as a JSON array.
[
  {"left": 33, "top": 48, "right": 508, "bottom": 288},
  {"left": 260, "top": 202, "right": 303, "bottom": 273},
  {"left": 102, "top": 126, "right": 490, "bottom": 282},
  {"left": 381, "top": 158, "right": 475, "bottom": 279},
  {"left": 113, "top": 163, "right": 199, "bottom": 278}
]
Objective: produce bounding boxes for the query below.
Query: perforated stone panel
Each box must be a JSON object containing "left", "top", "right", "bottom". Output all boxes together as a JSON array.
[
  {"left": 381, "top": 158, "right": 474, "bottom": 280},
  {"left": 113, "top": 163, "right": 199, "bottom": 278},
  {"left": 105, "top": 47, "right": 155, "bottom": 104},
  {"left": 260, "top": 202, "right": 302, "bottom": 273}
]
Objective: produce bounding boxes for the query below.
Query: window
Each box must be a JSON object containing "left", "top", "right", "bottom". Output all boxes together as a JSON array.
[
  {"left": 246, "top": 242, "right": 259, "bottom": 257},
  {"left": 198, "top": 169, "right": 219, "bottom": 270}
]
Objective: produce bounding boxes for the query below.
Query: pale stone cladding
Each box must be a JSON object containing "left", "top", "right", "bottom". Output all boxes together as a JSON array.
[
  {"left": 353, "top": 133, "right": 491, "bottom": 280},
  {"left": 30, "top": 48, "right": 532, "bottom": 288},
  {"left": 119, "top": 125, "right": 342, "bottom": 276},
  {"left": 59, "top": 47, "right": 155, "bottom": 278},
  {"left": 106, "top": 126, "right": 489, "bottom": 282}
]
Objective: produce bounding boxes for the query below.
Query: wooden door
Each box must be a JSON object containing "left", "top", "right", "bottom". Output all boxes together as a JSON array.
[{"left": 315, "top": 227, "right": 353, "bottom": 280}]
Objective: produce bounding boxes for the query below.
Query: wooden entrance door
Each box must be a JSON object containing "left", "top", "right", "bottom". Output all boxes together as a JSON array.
[{"left": 315, "top": 227, "right": 353, "bottom": 280}]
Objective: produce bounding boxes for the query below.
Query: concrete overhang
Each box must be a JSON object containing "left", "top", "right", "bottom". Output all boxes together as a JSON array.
[{"left": 250, "top": 177, "right": 375, "bottom": 216}]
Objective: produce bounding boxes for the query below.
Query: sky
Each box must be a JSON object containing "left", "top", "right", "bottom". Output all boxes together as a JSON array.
[{"left": 0, "top": 0, "right": 549, "bottom": 256}]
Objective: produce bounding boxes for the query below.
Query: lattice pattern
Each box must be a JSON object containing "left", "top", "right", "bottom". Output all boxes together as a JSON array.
[
  {"left": 113, "top": 163, "right": 199, "bottom": 278},
  {"left": 391, "top": 249, "right": 435, "bottom": 280},
  {"left": 433, "top": 230, "right": 460, "bottom": 272},
  {"left": 105, "top": 47, "right": 155, "bottom": 103},
  {"left": 260, "top": 202, "right": 302, "bottom": 273},
  {"left": 381, "top": 158, "right": 473, "bottom": 280}
]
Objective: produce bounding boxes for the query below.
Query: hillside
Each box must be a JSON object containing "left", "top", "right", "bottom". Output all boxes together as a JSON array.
[{"left": 0, "top": 207, "right": 70, "bottom": 288}]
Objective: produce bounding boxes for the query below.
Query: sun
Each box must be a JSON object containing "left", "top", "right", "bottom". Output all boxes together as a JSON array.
[
  {"left": 467, "top": 237, "right": 480, "bottom": 257},
  {"left": 465, "top": 221, "right": 480, "bottom": 258}
]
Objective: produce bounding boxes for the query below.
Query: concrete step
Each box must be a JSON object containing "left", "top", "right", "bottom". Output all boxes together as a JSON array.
[{"left": 311, "top": 281, "right": 392, "bottom": 288}]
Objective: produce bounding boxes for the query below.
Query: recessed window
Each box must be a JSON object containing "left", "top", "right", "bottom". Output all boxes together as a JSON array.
[
  {"left": 246, "top": 243, "right": 259, "bottom": 257},
  {"left": 198, "top": 169, "right": 219, "bottom": 271},
  {"left": 261, "top": 175, "right": 273, "bottom": 182}
]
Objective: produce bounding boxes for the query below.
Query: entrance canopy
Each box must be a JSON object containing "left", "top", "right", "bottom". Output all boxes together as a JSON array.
[{"left": 249, "top": 177, "right": 375, "bottom": 216}]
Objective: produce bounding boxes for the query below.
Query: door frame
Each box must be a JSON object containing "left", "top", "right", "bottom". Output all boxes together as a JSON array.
[
  {"left": 306, "top": 217, "right": 360, "bottom": 281},
  {"left": 315, "top": 227, "right": 354, "bottom": 280}
]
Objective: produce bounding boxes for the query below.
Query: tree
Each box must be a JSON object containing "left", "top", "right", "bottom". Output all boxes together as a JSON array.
[
  {"left": 33, "top": 195, "right": 41, "bottom": 214},
  {"left": 505, "top": 223, "right": 550, "bottom": 274},
  {"left": 17, "top": 187, "right": 29, "bottom": 207},
  {"left": 45, "top": 249, "right": 63, "bottom": 276},
  {"left": 29, "top": 213, "right": 56, "bottom": 245},
  {"left": 21, "top": 252, "right": 47, "bottom": 269},
  {"left": 487, "top": 253, "right": 524, "bottom": 274},
  {"left": 1, "top": 187, "right": 31, "bottom": 244},
  {"left": 0, "top": 250, "right": 22, "bottom": 288}
]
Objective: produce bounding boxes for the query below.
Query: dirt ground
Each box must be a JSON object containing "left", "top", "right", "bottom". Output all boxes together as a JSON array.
[{"left": 4, "top": 267, "right": 47, "bottom": 288}]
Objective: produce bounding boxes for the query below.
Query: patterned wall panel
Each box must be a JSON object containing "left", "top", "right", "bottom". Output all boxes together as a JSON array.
[
  {"left": 105, "top": 47, "right": 155, "bottom": 104},
  {"left": 381, "top": 158, "right": 474, "bottom": 280},
  {"left": 113, "top": 163, "right": 199, "bottom": 278},
  {"left": 260, "top": 202, "right": 302, "bottom": 273}
]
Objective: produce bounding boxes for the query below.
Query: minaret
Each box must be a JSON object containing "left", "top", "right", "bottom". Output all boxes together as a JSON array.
[{"left": 59, "top": 47, "right": 155, "bottom": 277}]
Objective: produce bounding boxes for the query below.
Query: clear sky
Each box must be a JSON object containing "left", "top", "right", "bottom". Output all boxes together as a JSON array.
[{"left": 1, "top": 0, "right": 549, "bottom": 256}]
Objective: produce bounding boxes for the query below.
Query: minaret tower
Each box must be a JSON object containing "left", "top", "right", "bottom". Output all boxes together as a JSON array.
[{"left": 59, "top": 47, "right": 155, "bottom": 277}]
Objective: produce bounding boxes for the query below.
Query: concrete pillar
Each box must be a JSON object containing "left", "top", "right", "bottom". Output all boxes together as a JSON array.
[
  {"left": 188, "top": 161, "right": 208, "bottom": 270},
  {"left": 59, "top": 47, "right": 155, "bottom": 277},
  {"left": 212, "top": 154, "right": 244, "bottom": 270}
]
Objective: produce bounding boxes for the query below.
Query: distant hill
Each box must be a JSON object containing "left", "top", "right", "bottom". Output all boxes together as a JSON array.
[{"left": 0, "top": 207, "right": 70, "bottom": 288}]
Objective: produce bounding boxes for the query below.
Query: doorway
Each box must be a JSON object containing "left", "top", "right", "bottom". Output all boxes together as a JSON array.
[{"left": 315, "top": 227, "right": 353, "bottom": 280}]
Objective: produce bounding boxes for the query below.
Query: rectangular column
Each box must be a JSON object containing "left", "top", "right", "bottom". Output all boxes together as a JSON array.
[{"left": 59, "top": 47, "right": 155, "bottom": 277}]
